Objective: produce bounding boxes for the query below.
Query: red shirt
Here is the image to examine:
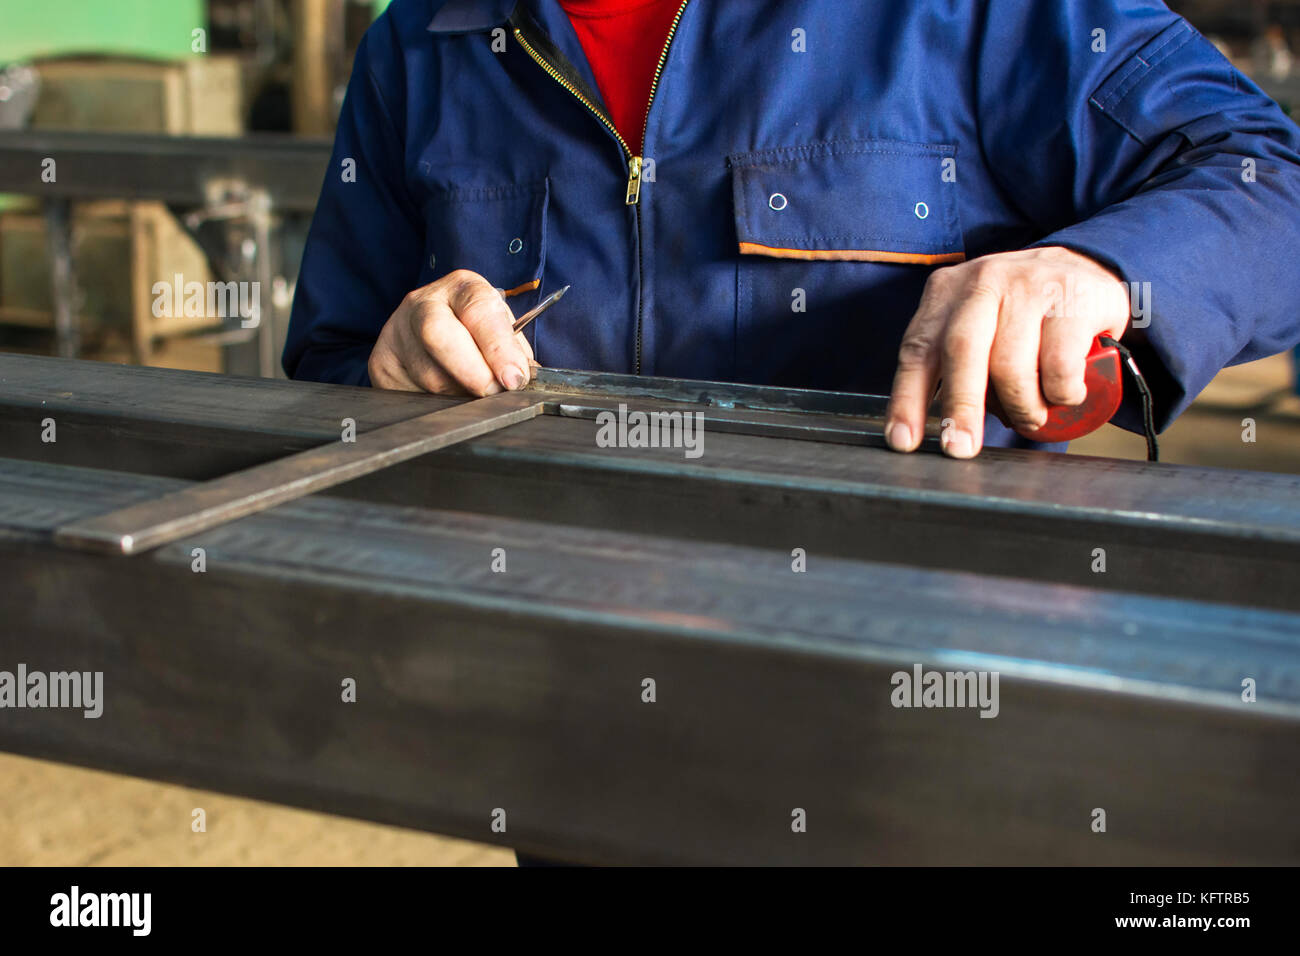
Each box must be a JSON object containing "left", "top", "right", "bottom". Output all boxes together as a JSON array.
[{"left": 558, "top": 0, "right": 682, "bottom": 151}]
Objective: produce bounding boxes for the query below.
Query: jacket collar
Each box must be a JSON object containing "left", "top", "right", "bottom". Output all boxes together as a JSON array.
[
  {"left": 427, "top": 0, "right": 603, "bottom": 106},
  {"left": 427, "top": 0, "right": 519, "bottom": 34}
]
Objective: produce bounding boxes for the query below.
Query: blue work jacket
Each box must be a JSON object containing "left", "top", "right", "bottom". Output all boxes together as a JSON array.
[{"left": 284, "top": 0, "right": 1300, "bottom": 447}]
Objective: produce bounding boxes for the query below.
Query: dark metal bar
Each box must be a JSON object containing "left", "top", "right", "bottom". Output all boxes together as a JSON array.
[
  {"left": 532, "top": 366, "right": 943, "bottom": 448},
  {"left": 3, "top": 457, "right": 1299, "bottom": 864},
  {"left": 549, "top": 399, "right": 926, "bottom": 448},
  {"left": 4, "top": 355, "right": 1300, "bottom": 609},
  {"left": 53, "top": 391, "right": 544, "bottom": 554},
  {"left": 531, "top": 365, "right": 896, "bottom": 416}
]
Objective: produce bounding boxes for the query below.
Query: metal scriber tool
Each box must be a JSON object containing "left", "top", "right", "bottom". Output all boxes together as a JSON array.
[{"left": 512, "top": 284, "right": 569, "bottom": 334}]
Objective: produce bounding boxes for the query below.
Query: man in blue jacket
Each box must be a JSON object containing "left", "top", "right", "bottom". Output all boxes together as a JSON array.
[{"left": 284, "top": 0, "right": 1300, "bottom": 457}]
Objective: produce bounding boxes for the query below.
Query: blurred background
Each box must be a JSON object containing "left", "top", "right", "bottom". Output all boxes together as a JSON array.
[
  {"left": 0, "top": 0, "right": 1296, "bottom": 865},
  {"left": 0, "top": 0, "right": 388, "bottom": 381}
]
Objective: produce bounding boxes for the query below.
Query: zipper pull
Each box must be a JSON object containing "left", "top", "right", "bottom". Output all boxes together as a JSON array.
[{"left": 625, "top": 156, "right": 643, "bottom": 205}]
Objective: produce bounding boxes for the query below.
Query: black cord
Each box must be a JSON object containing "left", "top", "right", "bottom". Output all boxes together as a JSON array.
[{"left": 1098, "top": 335, "right": 1159, "bottom": 462}]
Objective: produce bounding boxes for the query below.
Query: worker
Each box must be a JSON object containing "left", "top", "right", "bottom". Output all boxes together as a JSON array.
[{"left": 285, "top": 0, "right": 1300, "bottom": 462}]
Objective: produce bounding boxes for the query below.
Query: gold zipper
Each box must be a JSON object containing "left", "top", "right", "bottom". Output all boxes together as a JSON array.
[
  {"left": 513, "top": 27, "right": 634, "bottom": 157},
  {"left": 625, "top": 156, "right": 643, "bottom": 205},
  {"left": 513, "top": 0, "right": 689, "bottom": 206},
  {"left": 629, "top": 0, "right": 688, "bottom": 204}
]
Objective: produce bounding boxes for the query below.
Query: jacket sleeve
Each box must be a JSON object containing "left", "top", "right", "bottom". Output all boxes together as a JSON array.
[
  {"left": 282, "top": 16, "right": 424, "bottom": 386},
  {"left": 975, "top": 0, "right": 1300, "bottom": 433}
]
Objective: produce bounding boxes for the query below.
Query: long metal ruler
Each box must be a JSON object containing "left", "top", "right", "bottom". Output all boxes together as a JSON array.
[{"left": 53, "top": 369, "right": 937, "bottom": 556}]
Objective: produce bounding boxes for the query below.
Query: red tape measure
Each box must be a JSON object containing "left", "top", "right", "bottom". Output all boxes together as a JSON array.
[{"left": 1021, "top": 335, "right": 1124, "bottom": 443}]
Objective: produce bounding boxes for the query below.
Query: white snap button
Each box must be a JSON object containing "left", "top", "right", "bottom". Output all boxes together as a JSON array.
[
  {"left": 508, "top": 238, "right": 524, "bottom": 254},
  {"left": 768, "top": 192, "right": 788, "bottom": 211},
  {"left": 914, "top": 202, "right": 930, "bottom": 220},
  {"left": 428, "top": 253, "right": 436, "bottom": 269}
]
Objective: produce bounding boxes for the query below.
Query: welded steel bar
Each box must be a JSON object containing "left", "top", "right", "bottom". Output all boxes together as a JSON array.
[{"left": 53, "top": 390, "right": 544, "bottom": 554}]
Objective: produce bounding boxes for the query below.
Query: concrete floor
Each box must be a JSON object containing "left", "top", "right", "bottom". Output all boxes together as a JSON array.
[
  {"left": 1070, "top": 352, "right": 1300, "bottom": 472},
  {"left": 3, "top": 353, "right": 1296, "bottom": 866},
  {"left": 0, "top": 753, "right": 514, "bottom": 866}
]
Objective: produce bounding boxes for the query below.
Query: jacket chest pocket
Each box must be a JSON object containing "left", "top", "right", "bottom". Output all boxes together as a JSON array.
[
  {"left": 728, "top": 140, "right": 963, "bottom": 390},
  {"left": 419, "top": 178, "right": 550, "bottom": 306}
]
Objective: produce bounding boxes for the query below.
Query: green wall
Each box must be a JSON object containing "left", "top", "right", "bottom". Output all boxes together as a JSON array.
[{"left": 0, "top": 0, "right": 206, "bottom": 63}]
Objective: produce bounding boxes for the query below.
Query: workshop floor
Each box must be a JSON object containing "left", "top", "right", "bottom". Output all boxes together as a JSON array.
[
  {"left": 3, "top": 352, "right": 1296, "bottom": 866},
  {"left": 0, "top": 753, "right": 513, "bottom": 865}
]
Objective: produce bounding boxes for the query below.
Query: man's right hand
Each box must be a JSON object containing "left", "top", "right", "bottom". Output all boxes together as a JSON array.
[{"left": 367, "top": 269, "right": 535, "bottom": 395}]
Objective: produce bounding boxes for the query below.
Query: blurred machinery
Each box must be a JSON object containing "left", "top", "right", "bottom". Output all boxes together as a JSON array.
[
  {"left": 0, "top": 64, "right": 39, "bottom": 130},
  {"left": 0, "top": 1, "right": 379, "bottom": 376},
  {"left": 1170, "top": 0, "right": 1299, "bottom": 110}
]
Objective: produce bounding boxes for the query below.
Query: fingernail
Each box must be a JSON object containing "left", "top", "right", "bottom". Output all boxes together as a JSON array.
[
  {"left": 885, "top": 421, "right": 912, "bottom": 451},
  {"left": 941, "top": 426, "right": 975, "bottom": 459},
  {"left": 502, "top": 366, "right": 525, "bottom": 391}
]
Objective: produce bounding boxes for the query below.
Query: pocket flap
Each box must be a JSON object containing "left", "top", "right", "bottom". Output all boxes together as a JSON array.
[
  {"left": 729, "top": 141, "right": 963, "bottom": 264},
  {"left": 424, "top": 179, "right": 548, "bottom": 298}
]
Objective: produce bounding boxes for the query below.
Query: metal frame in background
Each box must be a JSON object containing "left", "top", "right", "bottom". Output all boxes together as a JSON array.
[{"left": 0, "top": 130, "right": 332, "bottom": 375}]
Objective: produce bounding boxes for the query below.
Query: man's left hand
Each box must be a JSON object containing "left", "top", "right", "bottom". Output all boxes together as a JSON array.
[{"left": 884, "top": 245, "right": 1131, "bottom": 458}]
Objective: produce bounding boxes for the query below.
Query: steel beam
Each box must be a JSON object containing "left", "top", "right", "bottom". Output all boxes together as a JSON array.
[
  {"left": 2, "top": 355, "right": 1299, "bottom": 611},
  {"left": 2, "top": 457, "right": 1299, "bottom": 865}
]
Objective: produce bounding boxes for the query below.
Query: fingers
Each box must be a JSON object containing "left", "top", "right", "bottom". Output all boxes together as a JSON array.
[
  {"left": 885, "top": 329, "right": 940, "bottom": 454},
  {"left": 886, "top": 247, "right": 1133, "bottom": 457},
  {"left": 367, "top": 341, "right": 422, "bottom": 392},
  {"left": 988, "top": 291, "right": 1049, "bottom": 432},
  {"left": 1038, "top": 308, "right": 1094, "bottom": 407},
  {"left": 516, "top": 329, "right": 535, "bottom": 363},
  {"left": 445, "top": 271, "right": 532, "bottom": 391},
  {"left": 887, "top": 269, "right": 1001, "bottom": 458},
  {"left": 885, "top": 274, "right": 953, "bottom": 452},
  {"left": 1038, "top": 272, "right": 1128, "bottom": 406},
  {"left": 394, "top": 309, "right": 474, "bottom": 395},
  {"left": 934, "top": 290, "right": 1000, "bottom": 458},
  {"left": 372, "top": 269, "right": 541, "bottom": 397},
  {"left": 409, "top": 296, "right": 502, "bottom": 397}
]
